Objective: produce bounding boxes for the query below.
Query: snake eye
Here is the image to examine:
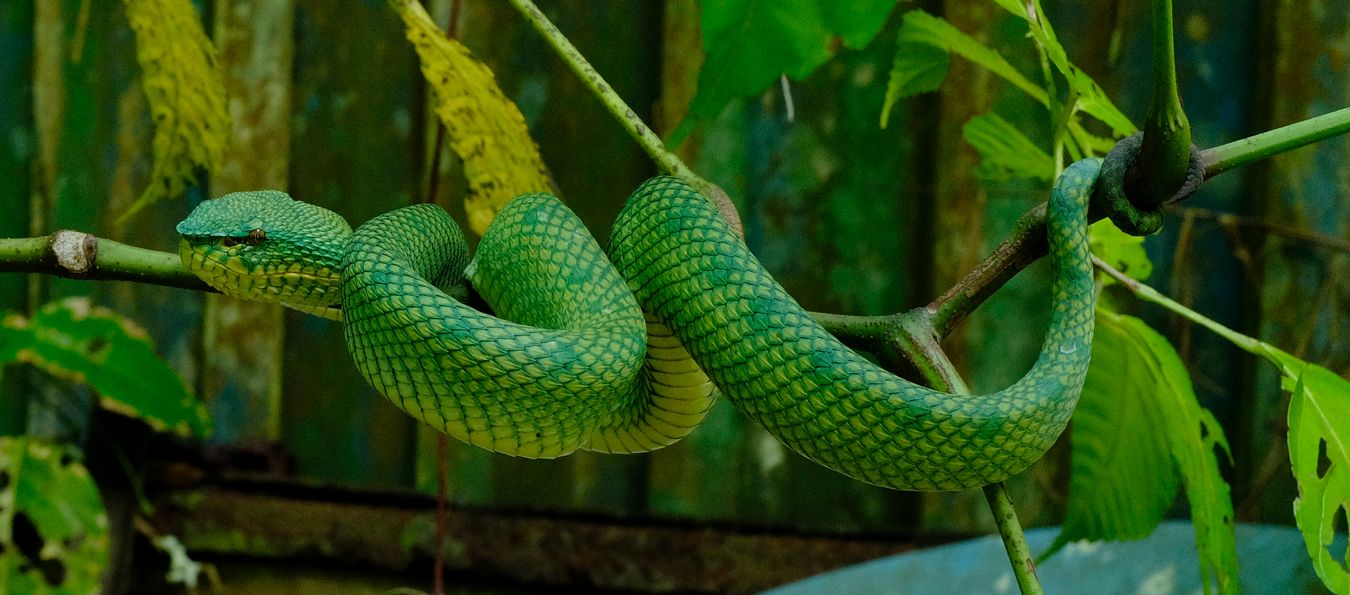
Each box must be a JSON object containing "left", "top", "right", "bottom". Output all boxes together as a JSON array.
[{"left": 221, "top": 229, "right": 266, "bottom": 248}]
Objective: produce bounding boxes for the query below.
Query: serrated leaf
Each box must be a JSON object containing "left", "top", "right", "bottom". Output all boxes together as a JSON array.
[
  {"left": 0, "top": 298, "right": 209, "bottom": 437},
  {"left": 890, "top": 10, "right": 1047, "bottom": 105},
  {"left": 1043, "top": 308, "right": 1179, "bottom": 559},
  {"left": 120, "top": 0, "right": 229, "bottom": 224},
  {"left": 1273, "top": 349, "right": 1350, "bottom": 593},
  {"left": 1084, "top": 310, "right": 1238, "bottom": 594},
  {"left": 1089, "top": 219, "right": 1153, "bottom": 284},
  {"left": 997, "top": 0, "right": 1135, "bottom": 136},
  {"left": 0, "top": 436, "right": 109, "bottom": 594},
  {"left": 669, "top": 0, "right": 897, "bottom": 145},
  {"left": 390, "top": 0, "right": 551, "bottom": 235},
  {"left": 879, "top": 42, "right": 948, "bottom": 128},
  {"left": 962, "top": 112, "right": 1054, "bottom": 181}
]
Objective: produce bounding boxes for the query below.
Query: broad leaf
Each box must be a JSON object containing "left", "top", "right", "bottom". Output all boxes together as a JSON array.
[
  {"left": 669, "top": 0, "right": 898, "bottom": 145},
  {"left": 961, "top": 112, "right": 1054, "bottom": 181},
  {"left": 1265, "top": 347, "right": 1350, "bottom": 593},
  {"left": 990, "top": 0, "right": 1135, "bottom": 136},
  {"left": 887, "top": 10, "right": 1047, "bottom": 105},
  {"left": 391, "top": 0, "right": 552, "bottom": 235},
  {"left": 0, "top": 436, "right": 109, "bottom": 594},
  {"left": 880, "top": 42, "right": 948, "bottom": 128},
  {"left": 1089, "top": 219, "right": 1153, "bottom": 284},
  {"left": 1052, "top": 311, "right": 1238, "bottom": 593},
  {"left": 0, "top": 298, "right": 209, "bottom": 437},
  {"left": 120, "top": 0, "right": 229, "bottom": 224},
  {"left": 1044, "top": 308, "right": 1179, "bottom": 559}
]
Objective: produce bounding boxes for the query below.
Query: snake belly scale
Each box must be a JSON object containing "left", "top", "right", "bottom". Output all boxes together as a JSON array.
[{"left": 177, "top": 158, "right": 1100, "bottom": 491}]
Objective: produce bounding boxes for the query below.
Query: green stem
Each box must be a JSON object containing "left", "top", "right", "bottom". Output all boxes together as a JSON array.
[
  {"left": 1136, "top": 0, "right": 1192, "bottom": 206},
  {"left": 505, "top": 0, "right": 713, "bottom": 197},
  {"left": 1203, "top": 106, "right": 1350, "bottom": 177},
  {"left": 0, "top": 233, "right": 209, "bottom": 291},
  {"left": 896, "top": 319, "right": 1037, "bottom": 594},
  {"left": 985, "top": 482, "right": 1044, "bottom": 595},
  {"left": 1092, "top": 255, "right": 1262, "bottom": 353}
]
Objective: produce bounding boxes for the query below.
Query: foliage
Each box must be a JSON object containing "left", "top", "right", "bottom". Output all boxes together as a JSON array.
[
  {"left": 1087, "top": 220, "right": 1153, "bottom": 285},
  {"left": 1272, "top": 349, "right": 1350, "bottom": 592},
  {"left": 668, "top": 0, "right": 897, "bottom": 145},
  {"left": 1046, "top": 311, "right": 1238, "bottom": 591},
  {"left": 390, "top": 0, "right": 552, "bottom": 235},
  {"left": 0, "top": 436, "right": 110, "bottom": 594},
  {"left": 0, "top": 298, "right": 209, "bottom": 438},
  {"left": 875, "top": 4, "right": 1251, "bottom": 591},
  {"left": 1044, "top": 310, "right": 1179, "bottom": 557},
  {"left": 120, "top": 0, "right": 229, "bottom": 225}
]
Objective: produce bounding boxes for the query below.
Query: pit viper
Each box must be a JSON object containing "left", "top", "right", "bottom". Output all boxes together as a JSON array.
[{"left": 177, "top": 158, "right": 1099, "bottom": 491}]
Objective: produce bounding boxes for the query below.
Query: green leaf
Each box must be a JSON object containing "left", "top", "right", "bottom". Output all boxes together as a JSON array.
[
  {"left": 961, "top": 112, "right": 1054, "bottom": 181},
  {"left": 993, "top": 0, "right": 1135, "bottom": 136},
  {"left": 890, "top": 10, "right": 1047, "bottom": 105},
  {"left": 1089, "top": 219, "right": 1153, "bottom": 284},
  {"left": 670, "top": 0, "right": 897, "bottom": 145},
  {"left": 1044, "top": 308, "right": 1179, "bottom": 559},
  {"left": 0, "top": 298, "right": 209, "bottom": 437},
  {"left": 0, "top": 436, "right": 109, "bottom": 594},
  {"left": 1085, "top": 310, "right": 1237, "bottom": 593},
  {"left": 390, "top": 0, "right": 552, "bottom": 236},
  {"left": 879, "top": 41, "right": 948, "bottom": 128},
  {"left": 120, "top": 0, "right": 229, "bottom": 224},
  {"left": 1277, "top": 350, "right": 1350, "bottom": 593}
]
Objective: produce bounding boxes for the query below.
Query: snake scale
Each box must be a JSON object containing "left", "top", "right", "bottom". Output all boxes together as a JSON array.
[{"left": 177, "top": 158, "right": 1100, "bottom": 491}]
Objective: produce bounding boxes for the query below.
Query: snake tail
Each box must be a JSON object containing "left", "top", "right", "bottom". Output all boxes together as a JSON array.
[{"left": 607, "top": 161, "right": 1099, "bottom": 491}]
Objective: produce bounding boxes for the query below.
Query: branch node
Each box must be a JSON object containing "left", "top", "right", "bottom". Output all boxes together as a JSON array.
[
  {"left": 47, "top": 230, "right": 98, "bottom": 276},
  {"left": 1097, "top": 133, "right": 1204, "bottom": 236}
]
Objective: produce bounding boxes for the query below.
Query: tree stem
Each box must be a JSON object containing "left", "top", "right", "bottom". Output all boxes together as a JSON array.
[
  {"left": 985, "top": 482, "right": 1044, "bottom": 595},
  {"left": 505, "top": 0, "right": 711, "bottom": 196},
  {"left": 0, "top": 233, "right": 208, "bottom": 291},
  {"left": 1135, "top": 0, "right": 1192, "bottom": 206},
  {"left": 895, "top": 317, "right": 1038, "bottom": 594},
  {"left": 1203, "top": 106, "right": 1350, "bottom": 177}
]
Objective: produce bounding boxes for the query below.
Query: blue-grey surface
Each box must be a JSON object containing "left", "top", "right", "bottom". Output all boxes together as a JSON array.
[{"left": 765, "top": 522, "right": 1327, "bottom": 594}]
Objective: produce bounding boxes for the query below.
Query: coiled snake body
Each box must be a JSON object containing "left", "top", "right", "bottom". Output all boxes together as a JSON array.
[{"left": 178, "top": 159, "right": 1100, "bottom": 491}]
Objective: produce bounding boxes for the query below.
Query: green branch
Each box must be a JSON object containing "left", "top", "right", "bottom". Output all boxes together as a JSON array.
[
  {"left": 1093, "top": 254, "right": 1261, "bottom": 353},
  {"left": 0, "top": 232, "right": 208, "bottom": 291},
  {"left": 1135, "top": 0, "right": 1192, "bottom": 206},
  {"left": 1203, "top": 106, "right": 1350, "bottom": 177},
  {"left": 505, "top": 0, "right": 708, "bottom": 193},
  {"left": 889, "top": 313, "right": 1038, "bottom": 595}
]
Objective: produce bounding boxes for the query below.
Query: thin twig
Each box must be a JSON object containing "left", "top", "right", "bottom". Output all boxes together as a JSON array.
[
  {"left": 503, "top": 0, "right": 710, "bottom": 195},
  {"left": 1173, "top": 205, "right": 1350, "bottom": 253}
]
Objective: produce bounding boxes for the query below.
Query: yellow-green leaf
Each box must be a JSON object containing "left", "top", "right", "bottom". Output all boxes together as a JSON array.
[
  {"left": 1085, "top": 310, "right": 1239, "bottom": 594},
  {"left": 1274, "top": 349, "right": 1350, "bottom": 593},
  {"left": 121, "top": 0, "right": 229, "bottom": 224},
  {"left": 962, "top": 112, "right": 1054, "bottom": 181},
  {"left": 1089, "top": 219, "right": 1153, "bottom": 285},
  {"left": 1044, "top": 308, "right": 1179, "bottom": 560},
  {"left": 390, "top": 0, "right": 551, "bottom": 235},
  {"left": 0, "top": 298, "right": 209, "bottom": 437}
]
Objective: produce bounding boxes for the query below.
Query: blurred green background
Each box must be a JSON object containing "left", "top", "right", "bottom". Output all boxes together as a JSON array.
[{"left": 0, "top": 0, "right": 1346, "bottom": 592}]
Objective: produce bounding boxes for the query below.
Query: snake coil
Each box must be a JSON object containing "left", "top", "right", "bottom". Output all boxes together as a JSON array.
[{"left": 178, "top": 159, "right": 1102, "bottom": 491}]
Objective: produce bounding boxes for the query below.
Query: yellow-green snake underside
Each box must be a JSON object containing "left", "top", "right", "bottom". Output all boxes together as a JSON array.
[{"left": 177, "top": 159, "right": 1099, "bottom": 491}]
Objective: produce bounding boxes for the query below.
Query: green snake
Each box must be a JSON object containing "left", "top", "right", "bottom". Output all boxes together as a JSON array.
[{"left": 177, "top": 159, "right": 1099, "bottom": 491}]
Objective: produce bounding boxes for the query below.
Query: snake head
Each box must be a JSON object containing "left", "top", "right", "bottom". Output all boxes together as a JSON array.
[{"left": 177, "top": 190, "right": 352, "bottom": 313}]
